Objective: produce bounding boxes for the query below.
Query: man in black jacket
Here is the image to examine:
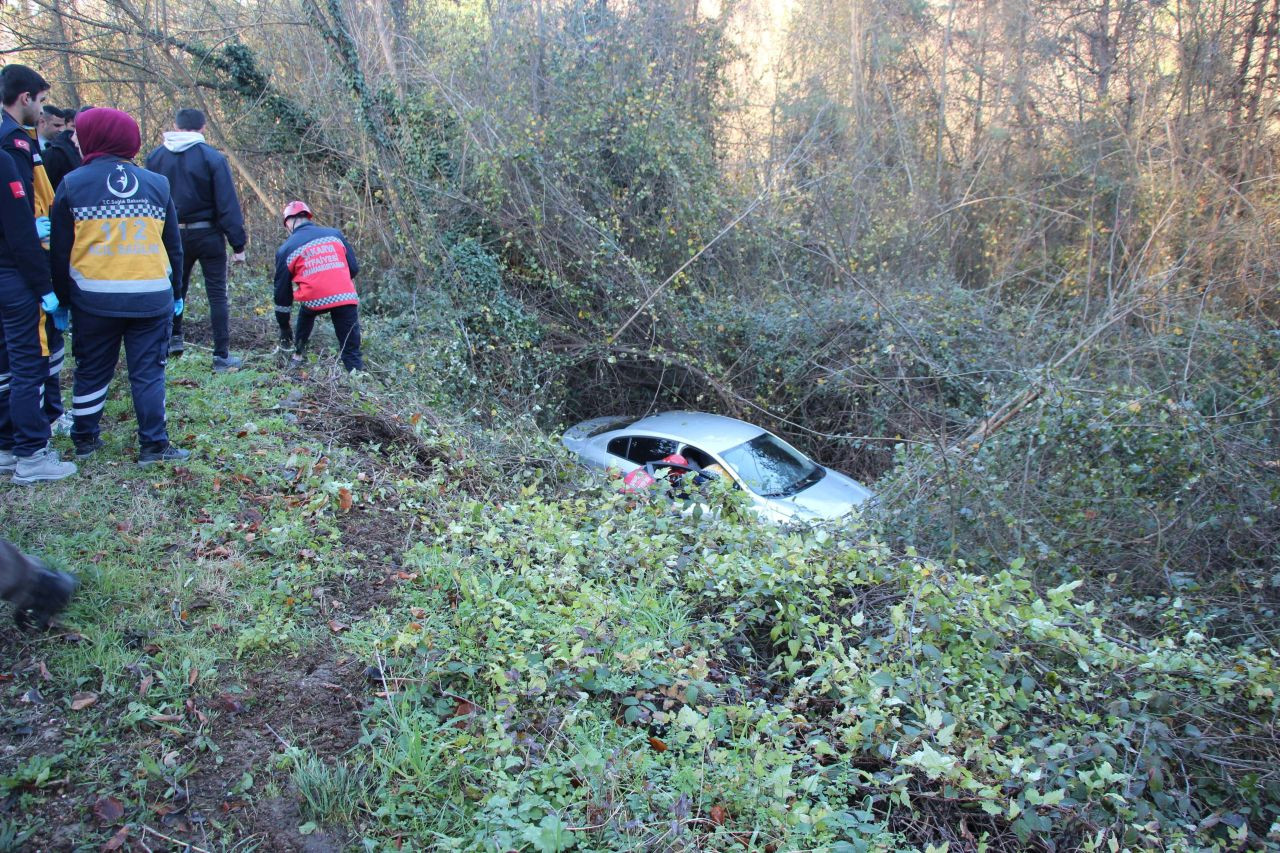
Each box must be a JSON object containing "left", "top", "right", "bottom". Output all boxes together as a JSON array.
[
  {"left": 42, "top": 107, "right": 82, "bottom": 190},
  {"left": 144, "top": 108, "right": 246, "bottom": 372}
]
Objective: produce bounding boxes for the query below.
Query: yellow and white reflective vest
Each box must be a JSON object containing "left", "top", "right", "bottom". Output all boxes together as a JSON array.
[{"left": 49, "top": 156, "right": 182, "bottom": 318}]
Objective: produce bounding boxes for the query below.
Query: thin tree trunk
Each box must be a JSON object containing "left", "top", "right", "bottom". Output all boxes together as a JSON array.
[
  {"left": 49, "top": 1, "right": 83, "bottom": 107},
  {"left": 936, "top": 0, "right": 956, "bottom": 194}
]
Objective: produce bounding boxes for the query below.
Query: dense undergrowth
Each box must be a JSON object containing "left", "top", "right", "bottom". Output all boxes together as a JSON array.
[
  {"left": 0, "top": 290, "right": 1277, "bottom": 850},
  {"left": 347, "top": 478, "right": 1280, "bottom": 850}
]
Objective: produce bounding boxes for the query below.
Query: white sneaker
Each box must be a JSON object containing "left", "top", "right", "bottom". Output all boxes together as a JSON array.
[
  {"left": 0, "top": 449, "right": 15, "bottom": 474},
  {"left": 12, "top": 447, "right": 76, "bottom": 485}
]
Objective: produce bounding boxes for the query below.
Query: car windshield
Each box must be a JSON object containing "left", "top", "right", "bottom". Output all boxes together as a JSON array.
[{"left": 720, "top": 433, "right": 823, "bottom": 497}]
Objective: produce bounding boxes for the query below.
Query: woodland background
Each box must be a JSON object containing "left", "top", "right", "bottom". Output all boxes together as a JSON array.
[
  {"left": 6, "top": 0, "right": 1279, "bottom": 688},
  {"left": 1, "top": 1, "right": 1278, "bottom": 848}
]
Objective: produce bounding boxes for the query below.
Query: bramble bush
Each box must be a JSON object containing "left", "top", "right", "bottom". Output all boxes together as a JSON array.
[{"left": 346, "top": 479, "right": 1280, "bottom": 851}]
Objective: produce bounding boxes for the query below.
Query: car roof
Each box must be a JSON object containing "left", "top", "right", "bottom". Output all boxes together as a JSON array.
[{"left": 625, "top": 411, "right": 766, "bottom": 455}]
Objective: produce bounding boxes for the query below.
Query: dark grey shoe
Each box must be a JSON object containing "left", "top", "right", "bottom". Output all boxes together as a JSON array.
[
  {"left": 74, "top": 437, "right": 105, "bottom": 459},
  {"left": 169, "top": 333, "right": 185, "bottom": 358},
  {"left": 12, "top": 565, "right": 77, "bottom": 630},
  {"left": 138, "top": 444, "right": 190, "bottom": 467},
  {"left": 212, "top": 354, "right": 243, "bottom": 373}
]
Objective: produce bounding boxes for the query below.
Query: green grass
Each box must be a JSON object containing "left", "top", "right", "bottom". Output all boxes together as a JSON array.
[{"left": 0, "top": 334, "right": 403, "bottom": 848}]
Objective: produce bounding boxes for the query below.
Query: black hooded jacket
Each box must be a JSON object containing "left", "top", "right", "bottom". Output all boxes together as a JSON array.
[
  {"left": 42, "top": 130, "right": 81, "bottom": 189},
  {"left": 144, "top": 138, "right": 246, "bottom": 252}
]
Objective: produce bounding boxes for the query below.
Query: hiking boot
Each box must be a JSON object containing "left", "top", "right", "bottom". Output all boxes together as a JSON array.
[
  {"left": 75, "top": 437, "right": 105, "bottom": 459},
  {"left": 169, "top": 333, "right": 185, "bottom": 358},
  {"left": 11, "top": 564, "right": 77, "bottom": 630},
  {"left": 0, "top": 449, "right": 14, "bottom": 474},
  {"left": 212, "top": 354, "right": 243, "bottom": 373},
  {"left": 51, "top": 412, "right": 74, "bottom": 436},
  {"left": 12, "top": 447, "right": 76, "bottom": 485},
  {"left": 277, "top": 333, "right": 293, "bottom": 352},
  {"left": 138, "top": 444, "right": 190, "bottom": 467}
]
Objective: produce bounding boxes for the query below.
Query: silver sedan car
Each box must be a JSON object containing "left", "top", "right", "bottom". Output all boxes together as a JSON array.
[{"left": 562, "top": 411, "right": 873, "bottom": 523}]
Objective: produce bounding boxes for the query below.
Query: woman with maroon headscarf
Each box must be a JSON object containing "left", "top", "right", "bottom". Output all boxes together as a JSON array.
[{"left": 48, "top": 108, "right": 190, "bottom": 467}]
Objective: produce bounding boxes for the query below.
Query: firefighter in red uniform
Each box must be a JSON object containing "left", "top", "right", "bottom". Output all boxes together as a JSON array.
[{"left": 272, "top": 201, "right": 363, "bottom": 372}]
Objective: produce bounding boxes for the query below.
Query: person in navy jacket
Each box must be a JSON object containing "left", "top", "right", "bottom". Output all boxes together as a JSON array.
[
  {"left": 49, "top": 108, "right": 188, "bottom": 466},
  {"left": 273, "top": 201, "right": 363, "bottom": 372},
  {"left": 0, "top": 128, "right": 74, "bottom": 483},
  {"left": 144, "top": 108, "right": 246, "bottom": 371}
]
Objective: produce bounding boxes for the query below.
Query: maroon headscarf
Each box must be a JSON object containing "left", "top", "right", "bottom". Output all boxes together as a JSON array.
[{"left": 76, "top": 108, "right": 141, "bottom": 165}]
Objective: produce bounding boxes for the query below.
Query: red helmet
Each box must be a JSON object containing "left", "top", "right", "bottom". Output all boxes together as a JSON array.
[{"left": 281, "top": 200, "right": 313, "bottom": 225}]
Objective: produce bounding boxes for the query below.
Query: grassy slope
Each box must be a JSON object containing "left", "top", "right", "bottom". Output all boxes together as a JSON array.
[{"left": 1, "top": 304, "right": 1277, "bottom": 852}]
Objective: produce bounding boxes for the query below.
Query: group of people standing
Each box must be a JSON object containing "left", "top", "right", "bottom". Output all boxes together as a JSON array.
[{"left": 1, "top": 61, "right": 364, "bottom": 629}]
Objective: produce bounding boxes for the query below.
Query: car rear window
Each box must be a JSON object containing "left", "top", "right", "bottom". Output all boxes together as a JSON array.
[{"left": 588, "top": 417, "right": 634, "bottom": 438}]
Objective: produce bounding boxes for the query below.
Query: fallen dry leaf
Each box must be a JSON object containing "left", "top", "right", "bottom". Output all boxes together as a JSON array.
[
  {"left": 70, "top": 691, "right": 99, "bottom": 711},
  {"left": 188, "top": 666, "right": 199, "bottom": 687},
  {"left": 710, "top": 804, "right": 729, "bottom": 825},
  {"left": 338, "top": 487, "right": 353, "bottom": 512},
  {"left": 92, "top": 795, "right": 124, "bottom": 824},
  {"left": 101, "top": 825, "right": 129, "bottom": 850},
  {"left": 139, "top": 674, "right": 153, "bottom": 697},
  {"left": 149, "top": 713, "right": 183, "bottom": 724},
  {"left": 648, "top": 736, "right": 668, "bottom": 753},
  {"left": 328, "top": 619, "right": 349, "bottom": 633},
  {"left": 214, "top": 693, "right": 246, "bottom": 714}
]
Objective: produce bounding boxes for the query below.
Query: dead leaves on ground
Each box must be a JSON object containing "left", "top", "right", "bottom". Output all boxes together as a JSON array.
[{"left": 70, "top": 691, "right": 99, "bottom": 711}]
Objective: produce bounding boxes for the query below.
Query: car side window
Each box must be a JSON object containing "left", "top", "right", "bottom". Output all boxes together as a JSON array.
[
  {"left": 606, "top": 436, "right": 631, "bottom": 459},
  {"left": 625, "top": 436, "right": 680, "bottom": 464},
  {"left": 680, "top": 445, "right": 715, "bottom": 469}
]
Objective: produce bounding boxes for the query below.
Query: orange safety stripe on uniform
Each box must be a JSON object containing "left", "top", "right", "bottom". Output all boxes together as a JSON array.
[{"left": 37, "top": 307, "right": 50, "bottom": 357}]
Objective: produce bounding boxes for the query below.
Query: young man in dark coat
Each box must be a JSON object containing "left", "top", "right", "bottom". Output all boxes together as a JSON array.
[
  {"left": 0, "top": 64, "right": 74, "bottom": 484},
  {"left": 143, "top": 108, "right": 246, "bottom": 371},
  {"left": 42, "top": 107, "right": 82, "bottom": 190}
]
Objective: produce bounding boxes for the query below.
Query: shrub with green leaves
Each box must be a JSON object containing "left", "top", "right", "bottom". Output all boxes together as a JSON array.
[{"left": 347, "top": 482, "right": 1280, "bottom": 850}]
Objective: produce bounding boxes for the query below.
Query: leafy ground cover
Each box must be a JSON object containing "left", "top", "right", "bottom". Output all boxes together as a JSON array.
[{"left": 1, "top": 301, "right": 1277, "bottom": 851}]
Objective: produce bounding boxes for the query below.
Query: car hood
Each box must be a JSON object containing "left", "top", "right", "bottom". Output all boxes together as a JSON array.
[{"left": 777, "top": 469, "right": 874, "bottom": 519}]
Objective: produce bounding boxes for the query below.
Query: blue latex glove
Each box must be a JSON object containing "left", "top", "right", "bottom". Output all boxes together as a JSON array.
[
  {"left": 40, "top": 292, "right": 58, "bottom": 313},
  {"left": 35, "top": 216, "right": 50, "bottom": 240},
  {"left": 173, "top": 298, "right": 184, "bottom": 317},
  {"left": 52, "top": 307, "right": 69, "bottom": 331}
]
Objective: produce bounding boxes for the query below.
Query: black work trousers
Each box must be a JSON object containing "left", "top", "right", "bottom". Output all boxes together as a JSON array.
[
  {"left": 174, "top": 229, "right": 230, "bottom": 357},
  {"left": 295, "top": 304, "right": 363, "bottom": 372}
]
